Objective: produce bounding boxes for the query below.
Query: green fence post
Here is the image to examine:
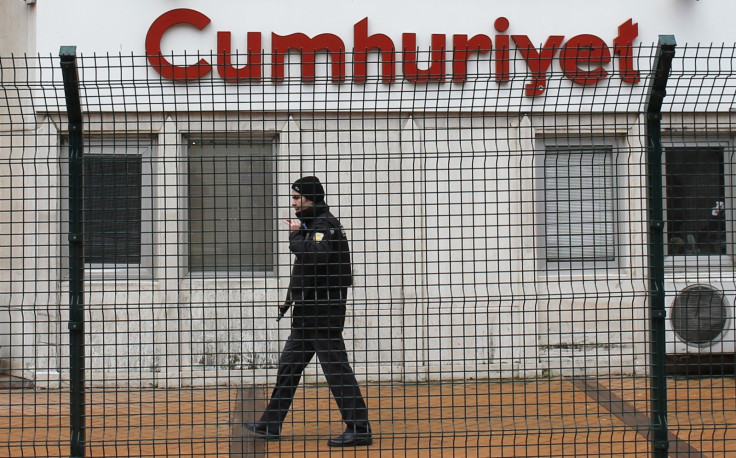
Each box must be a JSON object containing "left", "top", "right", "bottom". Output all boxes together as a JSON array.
[
  {"left": 646, "top": 35, "right": 676, "bottom": 458},
  {"left": 59, "top": 45, "right": 85, "bottom": 458}
]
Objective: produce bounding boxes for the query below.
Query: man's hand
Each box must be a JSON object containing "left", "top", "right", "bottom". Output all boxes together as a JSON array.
[
  {"left": 277, "top": 302, "right": 290, "bottom": 322},
  {"left": 285, "top": 219, "right": 301, "bottom": 232}
]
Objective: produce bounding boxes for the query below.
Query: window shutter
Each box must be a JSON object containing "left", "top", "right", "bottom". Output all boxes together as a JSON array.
[
  {"left": 84, "top": 155, "right": 142, "bottom": 264},
  {"left": 189, "top": 140, "right": 275, "bottom": 272},
  {"left": 544, "top": 147, "right": 615, "bottom": 262}
]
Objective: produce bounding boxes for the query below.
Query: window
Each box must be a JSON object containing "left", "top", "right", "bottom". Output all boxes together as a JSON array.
[
  {"left": 61, "top": 137, "right": 153, "bottom": 277},
  {"left": 84, "top": 155, "right": 142, "bottom": 263},
  {"left": 543, "top": 144, "right": 616, "bottom": 263},
  {"left": 665, "top": 144, "right": 727, "bottom": 257},
  {"left": 188, "top": 136, "right": 275, "bottom": 273}
]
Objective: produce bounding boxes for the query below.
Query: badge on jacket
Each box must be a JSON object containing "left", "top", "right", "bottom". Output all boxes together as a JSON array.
[{"left": 314, "top": 232, "right": 325, "bottom": 243}]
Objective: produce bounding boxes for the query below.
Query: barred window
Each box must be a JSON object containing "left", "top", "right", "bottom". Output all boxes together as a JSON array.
[
  {"left": 188, "top": 137, "right": 275, "bottom": 273},
  {"left": 544, "top": 145, "right": 616, "bottom": 262},
  {"left": 664, "top": 145, "right": 727, "bottom": 257},
  {"left": 84, "top": 155, "right": 142, "bottom": 264},
  {"left": 62, "top": 137, "right": 154, "bottom": 277}
]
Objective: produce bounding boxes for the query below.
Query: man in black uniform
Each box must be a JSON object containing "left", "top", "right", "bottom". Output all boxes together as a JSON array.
[{"left": 245, "top": 176, "right": 372, "bottom": 447}]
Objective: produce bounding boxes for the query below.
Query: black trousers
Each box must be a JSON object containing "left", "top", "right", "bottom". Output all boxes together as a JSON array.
[{"left": 259, "top": 327, "right": 370, "bottom": 433}]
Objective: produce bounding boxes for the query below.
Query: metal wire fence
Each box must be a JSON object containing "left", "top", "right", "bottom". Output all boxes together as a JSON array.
[{"left": 0, "top": 39, "right": 735, "bottom": 457}]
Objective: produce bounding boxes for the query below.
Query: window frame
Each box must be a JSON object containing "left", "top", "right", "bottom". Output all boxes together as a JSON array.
[
  {"left": 662, "top": 138, "right": 735, "bottom": 269},
  {"left": 537, "top": 138, "right": 620, "bottom": 271},
  {"left": 61, "top": 135, "right": 155, "bottom": 280},
  {"left": 185, "top": 133, "right": 278, "bottom": 277}
]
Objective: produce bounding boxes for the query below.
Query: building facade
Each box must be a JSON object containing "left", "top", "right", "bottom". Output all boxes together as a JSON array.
[{"left": 1, "top": 0, "right": 735, "bottom": 387}]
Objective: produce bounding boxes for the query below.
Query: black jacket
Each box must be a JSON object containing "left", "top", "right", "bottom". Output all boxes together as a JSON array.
[{"left": 287, "top": 203, "right": 353, "bottom": 329}]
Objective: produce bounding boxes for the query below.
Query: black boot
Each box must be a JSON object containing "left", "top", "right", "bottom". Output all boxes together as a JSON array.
[
  {"left": 244, "top": 422, "right": 281, "bottom": 441},
  {"left": 327, "top": 426, "right": 372, "bottom": 447}
]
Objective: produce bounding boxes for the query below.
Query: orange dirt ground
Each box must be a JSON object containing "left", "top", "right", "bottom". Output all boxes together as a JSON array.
[{"left": 1, "top": 377, "right": 734, "bottom": 457}]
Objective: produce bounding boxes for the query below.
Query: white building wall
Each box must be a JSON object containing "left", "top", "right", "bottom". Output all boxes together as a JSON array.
[
  {"left": 1, "top": 110, "right": 652, "bottom": 386},
  {"left": 0, "top": 0, "right": 35, "bottom": 57},
  {"left": 1, "top": 0, "right": 734, "bottom": 385},
  {"left": 32, "top": 0, "right": 736, "bottom": 56}
]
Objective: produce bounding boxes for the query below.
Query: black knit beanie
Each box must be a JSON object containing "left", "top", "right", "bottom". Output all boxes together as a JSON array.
[{"left": 291, "top": 176, "right": 325, "bottom": 203}]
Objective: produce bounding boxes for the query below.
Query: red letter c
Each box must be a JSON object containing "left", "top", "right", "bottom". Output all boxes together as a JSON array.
[{"left": 146, "top": 8, "right": 212, "bottom": 80}]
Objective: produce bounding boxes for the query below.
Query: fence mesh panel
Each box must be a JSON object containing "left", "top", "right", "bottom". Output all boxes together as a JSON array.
[{"left": 0, "top": 43, "right": 734, "bottom": 457}]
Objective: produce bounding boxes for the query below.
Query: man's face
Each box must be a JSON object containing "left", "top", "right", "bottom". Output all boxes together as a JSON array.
[{"left": 291, "top": 189, "right": 314, "bottom": 214}]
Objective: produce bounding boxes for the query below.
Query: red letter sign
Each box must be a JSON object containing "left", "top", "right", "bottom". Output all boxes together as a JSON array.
[
  {"left": 452, "top": 34, "right": 492, "bottom": 83},
  {"left": 144, "top": 11, "right": 641, "bottom": 93},
  {"left": 512, "top": 34, "right": 565, "bottom": 96},
  {"left": 402, "top": 33, "right": 446, "bottom": 83},
  {"left": 559, "top": 34, "right": 611, "bottom": 86},
  {"left": 614, "top": 19, "right": 640, "bottom": 83},
  {"left": 272, "top": 33, "right": 346, "bottom": 83},
  {"left": 145, "top": 9, "right": 212, "bottom": 80},
  {"left": 354, "top": 18, "right": 396, "bottom": 83},
  {"left": 217, "top": 32, "right": 262, "bottom": 82}
]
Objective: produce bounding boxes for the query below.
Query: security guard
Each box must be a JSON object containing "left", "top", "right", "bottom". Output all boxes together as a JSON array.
[{"left": 245, "top": 176, "right": 372, "bottom": 447}]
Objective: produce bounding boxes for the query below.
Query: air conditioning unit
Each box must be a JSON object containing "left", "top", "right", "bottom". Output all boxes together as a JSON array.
[{"left": 665, "top": 282, "right": 736, "bottom": 356}]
